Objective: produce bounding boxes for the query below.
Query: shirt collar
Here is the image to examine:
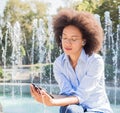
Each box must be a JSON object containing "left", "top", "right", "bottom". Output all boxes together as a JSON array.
[
  {"left": 63, "top": 53, "right": 69, "bottom": 62},
  {"left": 79, "top": 49, "right": 88, "bottom": 63}
]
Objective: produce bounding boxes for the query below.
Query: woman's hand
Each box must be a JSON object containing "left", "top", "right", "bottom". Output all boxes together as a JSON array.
[
  {"left": 30, "top": 84, "right": 43, "bottom": 103},
  {"left": 40, "top": 90, "right": 54, "bottom": 106},
  {"left": 30, "top": 84, "right": 54, "bottom": 106},
  {"left": 30, "top": 84, "right": 78, "bottom": 107}
]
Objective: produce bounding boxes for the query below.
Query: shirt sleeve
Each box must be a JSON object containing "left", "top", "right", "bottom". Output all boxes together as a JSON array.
[
  {"left": 53, "top": 59, "right": 74, "bottom": 95},
  {"left": 73, "top": 56, "right": 105, "bottom": 104}
]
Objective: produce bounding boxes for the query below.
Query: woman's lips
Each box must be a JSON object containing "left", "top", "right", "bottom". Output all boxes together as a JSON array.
[{"left": 64, "top": 47, "right": 72, "bottom": 51}]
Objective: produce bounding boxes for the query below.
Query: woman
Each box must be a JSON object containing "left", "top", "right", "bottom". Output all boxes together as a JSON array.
[{"left": 30, "top": 8, "right": 113, "bottom": 113}]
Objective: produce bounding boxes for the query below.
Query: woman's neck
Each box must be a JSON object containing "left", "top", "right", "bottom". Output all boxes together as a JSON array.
[{"left": 69, "top": 53, "right": 80, "bottom": 69}]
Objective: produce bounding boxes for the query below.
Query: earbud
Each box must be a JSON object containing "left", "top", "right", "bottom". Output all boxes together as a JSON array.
[{"left": 82, "top": 41, "right": 85, "bottom": 46}]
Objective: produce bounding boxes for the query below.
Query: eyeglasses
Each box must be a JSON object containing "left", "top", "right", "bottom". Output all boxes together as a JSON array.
[{"left": 60, "top": 36, "right": 81, "bottom": 43}]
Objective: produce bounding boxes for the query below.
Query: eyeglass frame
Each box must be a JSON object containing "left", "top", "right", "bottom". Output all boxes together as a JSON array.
[{"left": 59, "top": 35, "right": 82, "bottom": 43}]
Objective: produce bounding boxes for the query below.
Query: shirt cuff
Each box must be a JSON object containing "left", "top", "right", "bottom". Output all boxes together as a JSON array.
[{"left": 72, "top": 94, "right": 84, "bottom": 104}]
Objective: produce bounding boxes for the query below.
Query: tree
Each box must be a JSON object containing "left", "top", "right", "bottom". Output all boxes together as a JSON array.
[
  {"left": 1, "top": 0, "right": 48, "bottom": 65},
  {"left": 72, "top": 0, "right": 120, "bottom": 30},
  {"left": 3, "top": 0, "right": 48, "bottom": 39},
  {"left": 94, "top": 0, "right": 120, "bottom": 30},
  {"left": 72, "top": 0, "right": 103, "bottom": 13}
]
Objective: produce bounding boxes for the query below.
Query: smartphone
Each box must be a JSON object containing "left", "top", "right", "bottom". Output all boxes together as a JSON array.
[
  {"left": 32, "top": 84, "right": 54, "bottom": 98},
  {"left": 32, "top": 84, "right": 42, "bottom": 91}
]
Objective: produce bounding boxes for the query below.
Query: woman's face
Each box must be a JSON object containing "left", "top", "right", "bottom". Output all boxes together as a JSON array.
[{"left": 61, "top": 25, "right": 84, "bottom": 57}]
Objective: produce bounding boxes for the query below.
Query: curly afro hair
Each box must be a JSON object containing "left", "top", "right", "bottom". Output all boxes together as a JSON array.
[{"left": 52, "top": 8, "right": 104, "bottom": 55}]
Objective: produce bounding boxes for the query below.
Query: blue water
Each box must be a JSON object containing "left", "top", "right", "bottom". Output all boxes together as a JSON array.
[
  {"left": 0, "top": 95, "right": 119, "bottom": 113},
  {"left": 0, "top": 95, "right": 59, "bottom": 113}
]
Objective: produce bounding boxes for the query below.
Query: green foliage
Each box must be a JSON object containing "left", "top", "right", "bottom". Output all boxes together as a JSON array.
[
  {"left": 72, "top": 0, "right": 120, "bottom": 29},
  {"left": 105, "top": 62, "right": 117, "bottom": 82},
  {"left": 3, "top": 0, "right": 48, "bottom": 38},
  {"left": 0, "top": 67, "right": 3, "bottom": 78},
  {"left": 94, "top": 0, "right": 120, "bottom": 31},
  {"left": 51, "top": 42, "right": 62, "bottom": 62},
  {"left": 42, "top": 64, "right": 57, "bottom": 84},
  {"left": 1, "top": 0, "right": 48, "bottom": 65},
  {"left": 20, "top": 45, "right": 26, "bottom": 56},
  {"left": 72, "top": 0, "right": 103, "bottom": 13}
]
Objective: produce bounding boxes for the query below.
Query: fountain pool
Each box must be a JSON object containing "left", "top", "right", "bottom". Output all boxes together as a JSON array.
[
  {"left": 0, "top": 93, "right": 120, "bottom": 113},
  {"left": 0, "top": 95, "right": 59, "bottom": 113}
]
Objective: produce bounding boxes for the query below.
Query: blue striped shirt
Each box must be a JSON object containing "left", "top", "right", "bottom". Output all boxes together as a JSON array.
[{"left": 53, "top": 49, "right": 113, "bottom": 113}]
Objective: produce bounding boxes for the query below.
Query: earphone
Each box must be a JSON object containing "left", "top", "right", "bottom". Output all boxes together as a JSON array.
[{"left": 82, "top": 41, "right": 86, "bottom": 46}]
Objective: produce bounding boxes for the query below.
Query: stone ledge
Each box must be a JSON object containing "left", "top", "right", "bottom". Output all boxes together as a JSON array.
[{"left": 0, "top": 103, "right": 3, "bottom": 112}]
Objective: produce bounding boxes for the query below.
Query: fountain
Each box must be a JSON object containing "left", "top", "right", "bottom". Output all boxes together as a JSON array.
[
  {"left": 102, "top": 8, "right": 120, "bottom": 106},
  {"left": 0, "top": 8, "right": 120, "bottom": 113}
]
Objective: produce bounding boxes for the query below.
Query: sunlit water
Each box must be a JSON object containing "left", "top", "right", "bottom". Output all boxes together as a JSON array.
[
  {"left": 0, "top": 95, "right": 119, "bottom": 113},
  {"left": 0, "top": 95, "right": 59, "bottom": 113}
]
